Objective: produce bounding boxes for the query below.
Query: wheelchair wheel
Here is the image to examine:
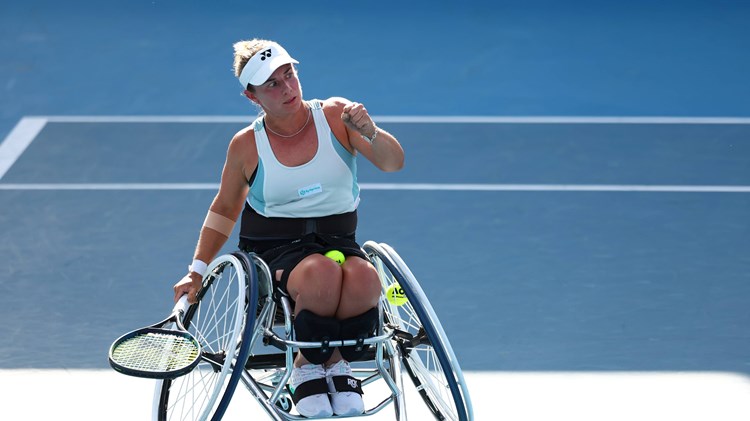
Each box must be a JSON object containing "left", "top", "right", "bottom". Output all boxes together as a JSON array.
[
  {"left": 364, "top": 241, "right": 473, "bottom": 421},
  {"left": 153, "top": 252, "right": 259, "bottom": 421}
]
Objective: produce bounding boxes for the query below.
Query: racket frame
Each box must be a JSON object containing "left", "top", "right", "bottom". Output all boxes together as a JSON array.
[{"left": 109, "top": 296, "right": 202, "bottom": 379}]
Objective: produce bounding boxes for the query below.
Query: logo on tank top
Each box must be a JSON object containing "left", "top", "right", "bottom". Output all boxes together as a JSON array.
[{"left": 298, "top": 183, "right": 323, "bottom": 198}]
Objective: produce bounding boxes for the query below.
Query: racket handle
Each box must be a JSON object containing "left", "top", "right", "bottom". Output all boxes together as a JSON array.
[{"left": 174, "top": 294, "right": 190, "bottom": 315}]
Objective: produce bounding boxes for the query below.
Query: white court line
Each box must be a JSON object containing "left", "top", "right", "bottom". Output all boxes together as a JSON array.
[
  {"left": 34, "top": 115, "right": 750, "bottom": 124},
  {"left": 2, "top": 116, "right": 749, "bottom": 188},
  {"left": 363, "top": 183, "right": 750, "bottom": 193},
  {"left": 375, "top": 116, "right": 750, "bottom": 124},
  {"left": 0, "top": 183, "right": 221, "bottom": 190},
  {"left": 0, "top": 117, "right": 47, "bottom": 180},
  {"left": 1, "top": 183, "right": 749, "bottom": 193}
]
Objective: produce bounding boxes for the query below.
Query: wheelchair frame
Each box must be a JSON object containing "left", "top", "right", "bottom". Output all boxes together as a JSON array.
[{"left": 153, "top": 241, "right": 473, "bottom": 421}]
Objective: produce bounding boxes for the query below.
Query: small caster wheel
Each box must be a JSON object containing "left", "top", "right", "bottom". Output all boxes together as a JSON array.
[{"left": 275, "top": 395, "right": 293, "bottom": 413}]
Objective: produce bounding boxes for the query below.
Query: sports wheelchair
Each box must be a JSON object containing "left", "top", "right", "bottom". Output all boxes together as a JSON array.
[{"left": 152, "top": 241, "right": 473, "bottom": 420}]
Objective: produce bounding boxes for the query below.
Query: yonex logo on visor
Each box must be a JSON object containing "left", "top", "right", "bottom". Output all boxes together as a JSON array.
[{"left": 238, "top": 42, "right": 299, "bottom": 88}]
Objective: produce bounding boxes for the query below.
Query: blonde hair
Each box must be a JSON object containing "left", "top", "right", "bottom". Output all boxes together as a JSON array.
[{"left": 233, "top": 38, "right": 274, "bottom": 91}]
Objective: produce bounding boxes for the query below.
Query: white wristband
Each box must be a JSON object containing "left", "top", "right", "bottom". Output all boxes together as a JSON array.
[{"left": 189, "top": 259, "right": 208, "bottom": 276}]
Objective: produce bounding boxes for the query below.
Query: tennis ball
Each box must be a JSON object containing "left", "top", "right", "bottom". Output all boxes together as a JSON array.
[
  {"left": 324, "top": 249, "right": 345, "bottom": 265},
  {"left": 385, "top": 283, "right": 408, "bottom": 306}
]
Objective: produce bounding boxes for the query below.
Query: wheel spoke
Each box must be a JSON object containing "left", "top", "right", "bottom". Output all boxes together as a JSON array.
[
  {"left": 365, "top": 241, "right": 471, "bottom": 421},
  {"left": 155, "top": 254, "right": 252, "bottom": 420}
]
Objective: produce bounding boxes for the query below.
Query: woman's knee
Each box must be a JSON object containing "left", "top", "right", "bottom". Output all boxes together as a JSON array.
[
  {"left": 294, "top": 253, "right": 342, "bottom": 280},
  {"left": 287, "top": 254, "right": 344, "bottom": 305},
  {"left": 341, "top": 257, "right": 382, "bottom": 303}
]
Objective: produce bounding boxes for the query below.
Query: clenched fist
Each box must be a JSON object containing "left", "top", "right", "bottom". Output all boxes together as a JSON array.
[{"left": 341, "top": 102, "right": 377, "bottom": 139}]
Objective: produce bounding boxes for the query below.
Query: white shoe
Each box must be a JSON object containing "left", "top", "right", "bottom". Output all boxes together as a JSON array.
[
  {"left": 290, "top": 364, "right": 332, "bottom": 418},
  {"left": 326, "top": 360, "right": 365, "bottom": 416}
]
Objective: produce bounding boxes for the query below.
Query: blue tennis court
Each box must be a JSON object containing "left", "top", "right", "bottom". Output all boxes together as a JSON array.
[
  {"left": 1, "top": 1, "right": 749, "bottom": 419},
  {"left": 2, "top": 117, "right": 749, "bottom": 372}
]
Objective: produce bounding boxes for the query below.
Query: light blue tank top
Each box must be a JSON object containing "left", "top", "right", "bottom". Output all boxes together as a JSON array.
[{"left": 247, "top": 99, "right": 360, "bottom": 218}]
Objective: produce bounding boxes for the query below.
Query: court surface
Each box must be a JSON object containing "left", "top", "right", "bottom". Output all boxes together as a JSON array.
[
  {"left": 1, "top": 116, "right": 749, "bottom": 419},
  {"left": 2, "top": 1, "right": 750, "bottom": 419}
]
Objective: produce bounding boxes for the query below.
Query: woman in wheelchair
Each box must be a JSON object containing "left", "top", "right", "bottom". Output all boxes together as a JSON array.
[{"left": 173, "top": 39, "right": 404, "bottom": 418}]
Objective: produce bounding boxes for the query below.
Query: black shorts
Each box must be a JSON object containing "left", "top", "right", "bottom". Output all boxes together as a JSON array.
[{"left": 239, "top": 232, "right": 367, "bottom": 300}]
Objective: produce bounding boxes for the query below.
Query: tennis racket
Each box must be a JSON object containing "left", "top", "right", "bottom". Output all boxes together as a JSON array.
[{"left": 109, "top": 295, "right": 201, "bottom": 379}]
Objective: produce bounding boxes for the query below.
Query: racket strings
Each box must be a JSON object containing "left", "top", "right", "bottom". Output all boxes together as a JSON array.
[{"left": 112, "top": 332, "right": 199, "bottom": 372}]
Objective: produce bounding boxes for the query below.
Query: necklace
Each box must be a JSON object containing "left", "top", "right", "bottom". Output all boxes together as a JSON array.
[{"left": 264, "top": 107, "right": 311, "bottom": 138}]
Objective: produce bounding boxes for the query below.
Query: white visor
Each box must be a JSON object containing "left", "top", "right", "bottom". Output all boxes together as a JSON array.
[{"left": 238, "top": 42, "right": 299, "bottom": 88}]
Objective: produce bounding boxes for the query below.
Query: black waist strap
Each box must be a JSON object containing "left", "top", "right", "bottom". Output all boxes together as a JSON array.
[{"left": 239, "top": 203, "right": 357, "bottom": 246}]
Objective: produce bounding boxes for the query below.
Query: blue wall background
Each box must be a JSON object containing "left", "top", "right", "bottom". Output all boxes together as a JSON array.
[{"left": 2, "top": 0, "right": 749, "bottom": 141}]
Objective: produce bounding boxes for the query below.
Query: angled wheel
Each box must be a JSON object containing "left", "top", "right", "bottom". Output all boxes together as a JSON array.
[
  {"left": 153, "top": 252, "right": 258, "bottom": 421},
  {"left": 364, "top": 241, "right": 473, "bottom": 421}
]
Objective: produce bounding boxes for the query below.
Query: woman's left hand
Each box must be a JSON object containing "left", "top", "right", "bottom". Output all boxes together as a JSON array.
[{"left": 341, "top": 102, "right": 377, "bottom": 139}]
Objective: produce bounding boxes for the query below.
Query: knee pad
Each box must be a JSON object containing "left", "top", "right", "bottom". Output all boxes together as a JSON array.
[
  {"left": 339, "top": 307, "right": 379, "bottom": 362},
  {"left": 293, "top": 310, "right": 340, "bottom": 365}
]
